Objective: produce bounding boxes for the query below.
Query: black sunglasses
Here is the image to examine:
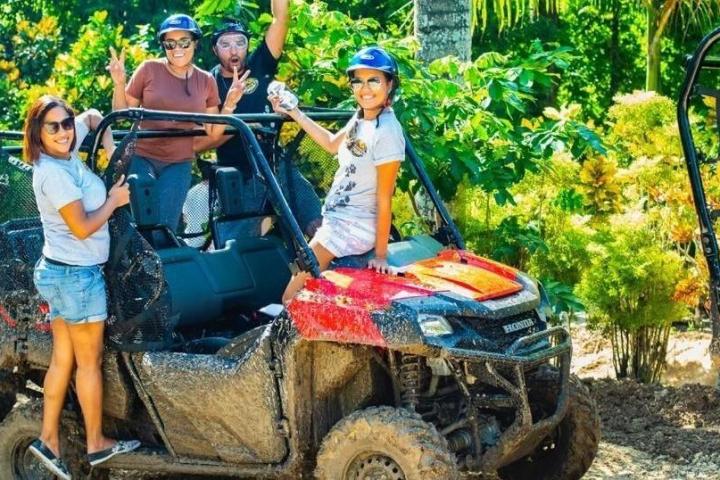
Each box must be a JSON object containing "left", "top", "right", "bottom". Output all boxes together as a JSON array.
[
  {"left": 162, "top": 37, "right": 194, "bottom": 50},
  {"left": 42, "top": 116, "right": 75, "bottom": 135}
]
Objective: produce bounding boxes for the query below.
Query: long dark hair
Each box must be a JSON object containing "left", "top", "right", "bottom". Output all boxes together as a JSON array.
[{"left": 23, "top": 95, "right": 76, "bottom": 164}]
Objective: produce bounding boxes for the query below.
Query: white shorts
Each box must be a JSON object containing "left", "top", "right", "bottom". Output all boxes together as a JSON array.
[{"left": 312, "top": 216, "right": 375, "bottom": 258}]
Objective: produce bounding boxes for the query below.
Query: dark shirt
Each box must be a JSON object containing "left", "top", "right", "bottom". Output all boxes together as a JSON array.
[{"left": 213, "top": 40, "right": 279, "bottom": 173}]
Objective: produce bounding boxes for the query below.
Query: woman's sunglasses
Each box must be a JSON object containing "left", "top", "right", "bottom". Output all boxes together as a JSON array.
[
  {"left": 350, "top": 77, "right": 383, "bottom": 92},
  {"left": 42, "top": 116, "right": 75, "bottom": 135},
  {"left": 162, "top": 37, "right": 194, "bottom": 50}
]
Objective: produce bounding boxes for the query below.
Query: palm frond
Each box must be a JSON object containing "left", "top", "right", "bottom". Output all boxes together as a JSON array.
[{"left": 470, "top": 0, "right": 571, "bottom": 33}]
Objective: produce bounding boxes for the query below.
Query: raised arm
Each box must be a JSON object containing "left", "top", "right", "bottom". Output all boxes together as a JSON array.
[
  {"left": 269, "top": 95, "right": 348, "bottom": 154},
  {"left": 266, "top": 0, "right": 290, "bottom": 59},
  {"left": 78, "top": 109, "right": 116, "bottom": 158},
  {"left": 107, "top": 47, "right": 140, "bottom": 110},
  {"left": 203, "top": 67, "right": 251, "bottom": 140}
]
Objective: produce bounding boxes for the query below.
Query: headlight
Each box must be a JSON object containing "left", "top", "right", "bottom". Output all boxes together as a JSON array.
[{"left": 418, "top": 314, "right": 454, "bottom": 337}]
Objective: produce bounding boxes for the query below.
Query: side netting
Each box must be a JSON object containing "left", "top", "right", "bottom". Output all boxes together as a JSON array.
[
  {"left": 102, "top": 128, "right": 177, "bottom": 351},
  {"left": 0, "top": 144, "right": 46, "bottom": 327},
  {"left": 0, "top": 134, "right": 176, "bottom": 351}
]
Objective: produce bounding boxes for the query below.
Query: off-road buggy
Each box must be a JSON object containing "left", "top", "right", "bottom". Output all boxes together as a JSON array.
[
  {"left": 679, "top": 25, "right": 720, "bottom": 385},
  {"left": 0, "top": 107, "right": 600, "bottom": 479}
]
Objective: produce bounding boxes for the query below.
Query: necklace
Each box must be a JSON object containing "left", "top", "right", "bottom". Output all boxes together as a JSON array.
[{"left": 164, "top": 59, "right": 193, "bottom": 79}]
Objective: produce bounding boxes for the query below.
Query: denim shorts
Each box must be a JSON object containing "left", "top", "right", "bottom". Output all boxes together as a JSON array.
[{"left": 33, "top": 258, "right": 108, "bottom": 324}]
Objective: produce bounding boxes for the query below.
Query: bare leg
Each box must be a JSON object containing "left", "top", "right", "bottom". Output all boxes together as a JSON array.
[
  {"left": 282, "top": 241, "right": 335, "bottom": 304},
  {"left": 67, "top": 321, "right": 115, "bottom": 454},
  {"left": 39, "top": 318, "right": 75, "bottom": 457}
]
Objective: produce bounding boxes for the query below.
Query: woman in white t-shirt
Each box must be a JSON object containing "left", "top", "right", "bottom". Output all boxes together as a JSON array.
[
  {"left": 269, "top": 46, "right": 405, "bottom": 303},
  {"left": 23, "top": 95, "right": 139, "bottom": 479}
]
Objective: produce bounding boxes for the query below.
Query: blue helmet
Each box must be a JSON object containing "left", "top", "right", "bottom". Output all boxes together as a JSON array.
[
  {"left": 211, "top": 20, "right": 252, "bottom": 47},
  {"left": 346, "top": 46, "right": 398, "bottom": 78},
  {"left": 157, "top": 14, "right": 202, "bottom": 41}
]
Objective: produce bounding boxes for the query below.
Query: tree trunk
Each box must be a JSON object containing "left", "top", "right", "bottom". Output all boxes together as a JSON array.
[
  {"left": 414, "top": 0, "right": 472, "bottom": 63},
  {"left": 645, "top": 4, "right": 661, "bottom": 93},
  {"left": 609, "top": 0, "right": 621, "bottom": 94}
]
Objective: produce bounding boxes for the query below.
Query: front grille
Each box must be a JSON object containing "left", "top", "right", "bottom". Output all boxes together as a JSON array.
[{"left": 450, "top": 311, "right": 542, "bottom": 350}]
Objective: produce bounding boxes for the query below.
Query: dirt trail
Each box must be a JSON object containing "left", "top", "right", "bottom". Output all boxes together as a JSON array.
[{"left": 573, "top": 326, "right": 720, "bottom": 479}]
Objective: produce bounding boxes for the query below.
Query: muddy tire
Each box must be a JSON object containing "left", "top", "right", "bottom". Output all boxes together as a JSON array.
[
  {"left": 314, "top": 406, "right": 458, "bottom": 480},
  {"left": 0, "top": 400, "right": 106, "bottom": 479},
  {"left": 498, "top": 369, "right": 601, "bottom": 480},
  {"left": 0, "top": 369, "right": 18, "bottom": 421}
]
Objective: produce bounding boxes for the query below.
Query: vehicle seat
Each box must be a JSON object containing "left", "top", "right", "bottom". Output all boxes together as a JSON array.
[
  {"left": 127, "top": 175, "right": 182, "bottom": 250},
  {"left": 212, "top": 167, "right": 275, "bottom": 249},
  {"left": 157, "top": 236, "right": 292, "bottom": 329}
]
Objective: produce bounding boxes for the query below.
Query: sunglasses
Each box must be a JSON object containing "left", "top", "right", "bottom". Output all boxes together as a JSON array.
[
  {"left": 216, "top": 37, "right": 248, "bottom": 50},
  {"left": 350, "top": 77, "right": 384, "bottom": 92},
  {"left": 162, "top": 37, "right": 194, "bottom": 50},
  {"left": 42, "top": 116, "right": 75, "bottom": 135}
]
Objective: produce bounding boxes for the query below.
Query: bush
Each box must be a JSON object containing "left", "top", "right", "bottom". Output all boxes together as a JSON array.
[
  {"left": 51, "top": 11, "right": 150, "bottom": 115},
  {"left": 607, "top": 90, "right": 681, "bottom": 165},
  {"left": 577, "top": 225, "right": 688, "bottom": 383}
]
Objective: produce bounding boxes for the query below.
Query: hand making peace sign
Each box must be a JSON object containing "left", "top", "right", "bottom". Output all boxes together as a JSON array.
[
  {"left": 107, "top": 47, "right": 127, "bottom": 85},
  {"left": 223, "top": 66, "right": 251, "bottom": 112}
]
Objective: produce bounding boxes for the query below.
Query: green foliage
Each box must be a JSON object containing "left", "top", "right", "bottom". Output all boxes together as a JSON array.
[
  {"left": 607, "top": 90, "right": 681, "bottom": 165},
  {"left": 51, "top": 11, "right": 150, "bottom": 114},
  {"left": 578, "top": 226, "right": 686, "bottom": 331},
  {"left": 541, "top": 279, "right": 585, "bottom": 318},
  {"left": 528, "top": 221, "right": 592, "bottom": 288},
  {"left": 398, "top": 41, "right": 604, "bottom": 203},
  {"left": 4, "top": 16, "right": 63, "bottom": 84},
  {"left": 489, "top": 215, "right": 548, "bottom": 268},
  {"left": 576, "top": 225, "right": 687, "bottom": 382},
  {"left": 555, "top": 1, "right": 646, "bottom": 121},
  {"left": 274, "top": 1, "right": 389, "bottom": 107}
]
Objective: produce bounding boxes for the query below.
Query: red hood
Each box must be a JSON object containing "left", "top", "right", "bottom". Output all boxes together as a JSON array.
[
  {"left": 302, "top": 249, "right": 523, "bottom": 307},
  {"left": 287, "top": 249, "right": 524, "bottom": 347}
]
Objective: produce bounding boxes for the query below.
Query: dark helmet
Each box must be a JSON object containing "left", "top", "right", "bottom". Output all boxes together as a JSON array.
[
  {"left": 211, "top": 20, "right": 252, "bottom": 47},
  {"left": 346, "top": 46, "right": 400, "bottom": 98},
  {"left": 346, "top": 46, "right": 399, "bottom": 78},
  {"left": 157, "top": 14, "right": 202, "bottom": 41}
]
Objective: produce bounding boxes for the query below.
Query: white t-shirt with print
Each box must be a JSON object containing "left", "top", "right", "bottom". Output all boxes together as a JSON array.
[
  {"left": 315, "top": 108, "right": 405, "bottom": 257},
  {"left": 32, "top": 119, "right": 110, "bottom": 266}
]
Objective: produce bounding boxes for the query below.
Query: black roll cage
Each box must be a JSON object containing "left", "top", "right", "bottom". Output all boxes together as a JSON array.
[
  {"left": 0, "top": 108, "right": 464, "bottom": 275},
  {"left": 678, "top": 26, "right": 720, "bottom": 356}
]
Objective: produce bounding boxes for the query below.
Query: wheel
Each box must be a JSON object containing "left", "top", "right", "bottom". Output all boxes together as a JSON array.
[
  {"left": 498, "top": 369, "right": 601, "bottom": 480},
  {"left": 0, "top": 400, "right": 107, "bottom": 479},
  {"left": 0, "top": 369, "right": 18, "bottom": 421},
  {"left": 314, "top": 406, "right": 458, "bottom": 480}
]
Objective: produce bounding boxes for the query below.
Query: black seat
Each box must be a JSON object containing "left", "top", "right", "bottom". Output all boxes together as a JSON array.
[
  {"left": 212, "top": 167, "right": 275, "bottom": 249},
  {"left": 126, "top": 175, "right": 182, "bottom": 250},
  {"left": 157, "top": 236, "right": 291, "bottom": 330}
]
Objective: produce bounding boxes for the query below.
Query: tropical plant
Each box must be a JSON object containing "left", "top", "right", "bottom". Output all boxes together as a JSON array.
[
  {"left": 470, "top": 0, "right": 719, "bottom": 93},
  {"left": 577, "top": 225, "right": 688, "bottom": 383}
]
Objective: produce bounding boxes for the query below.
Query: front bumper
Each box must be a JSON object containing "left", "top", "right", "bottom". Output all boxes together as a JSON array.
[{"left": 442, "top": 326, "right": 572, "bottom": 473}]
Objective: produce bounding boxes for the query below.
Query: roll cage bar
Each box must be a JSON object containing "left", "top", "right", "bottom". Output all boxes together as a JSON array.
[
  {"left": 678, "top": 26, "right": 720, "bottom": 357},
  {"left": 0, "top": 108, "right": 463, "bottom": 275}
]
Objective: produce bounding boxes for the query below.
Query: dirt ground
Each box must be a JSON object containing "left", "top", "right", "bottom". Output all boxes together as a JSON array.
[{"left": 573, "top": 325, "right": 720, "bottom": 479}]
